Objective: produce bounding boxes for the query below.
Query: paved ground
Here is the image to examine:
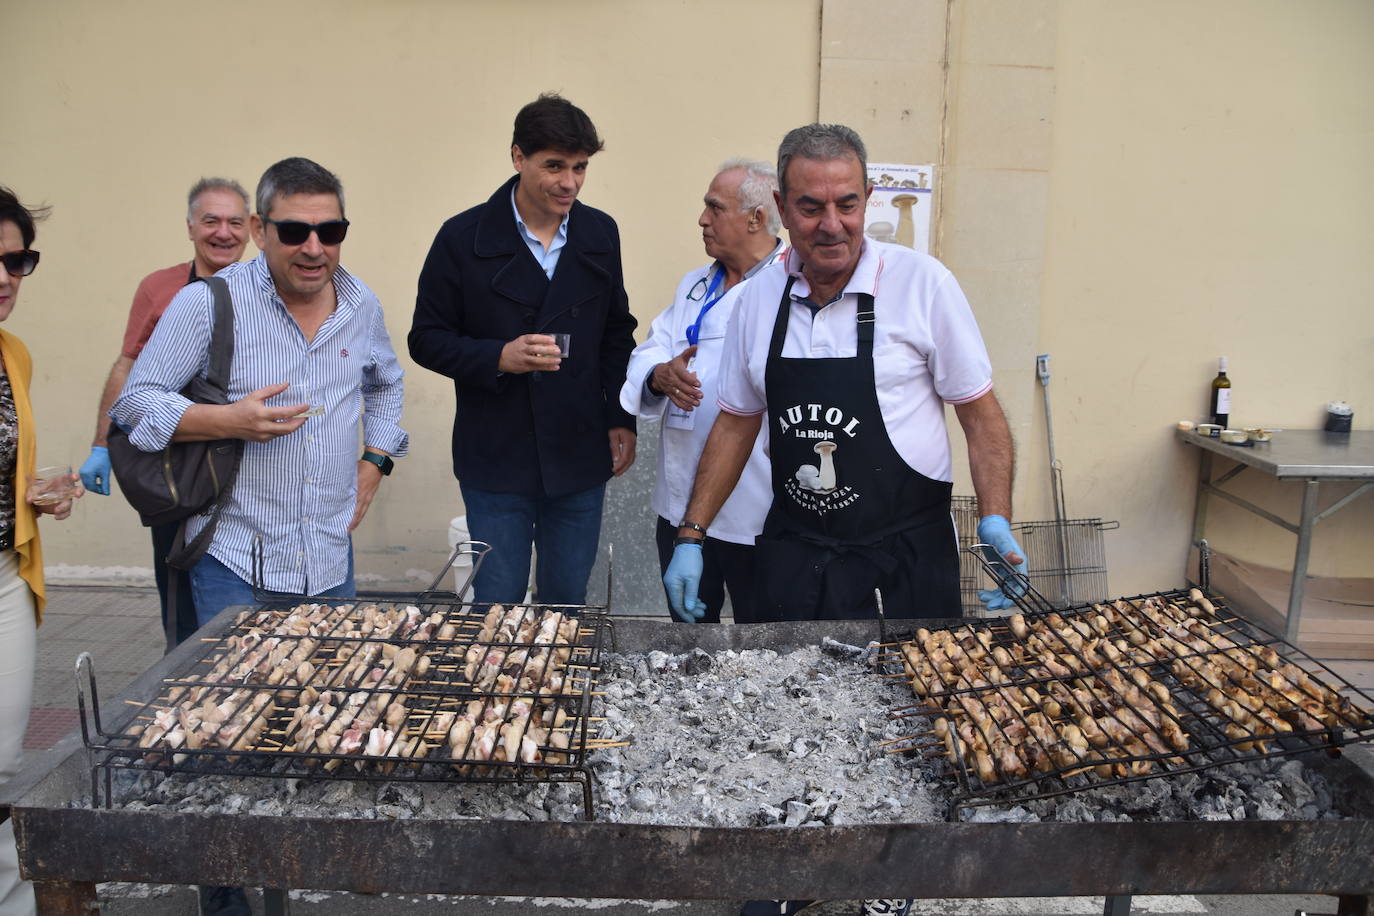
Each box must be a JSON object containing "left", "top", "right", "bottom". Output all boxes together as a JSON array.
[{"left": 16, "top": 586, "right": 1369, "bottom": 916}]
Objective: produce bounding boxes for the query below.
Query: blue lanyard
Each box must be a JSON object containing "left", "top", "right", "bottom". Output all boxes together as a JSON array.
[{"left": 684, "top": 267, "right": 727, "bottom": 347}]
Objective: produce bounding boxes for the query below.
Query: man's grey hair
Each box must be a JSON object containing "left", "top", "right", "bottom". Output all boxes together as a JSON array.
[
  {"left": 187, "top": 177, "right": 249, "bottom": 220},
  {"left": 717, "top": 157, "right": 781, "bottom": 236},
  {"left": 255, "top": 157, "right": 345, "bottom": 218},
  {"left": 776, "top": 124, "right": 868, "bottom": 199}
]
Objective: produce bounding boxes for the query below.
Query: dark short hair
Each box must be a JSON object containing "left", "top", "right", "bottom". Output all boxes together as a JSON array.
[
  {"left": 512, "top": 93, "right": 605, "bottom": 157},
  {"left": 0, "top": 186, "right": 50, "bottom": 248},
  {"left": 776, "top": 124, "right": 868, "bottom": 199},
  {"left": 188, "top": 177, "right": 250, "bottom": 221},
  {"left": 255, "top": 157, "right": 345, "bottom": 218}
]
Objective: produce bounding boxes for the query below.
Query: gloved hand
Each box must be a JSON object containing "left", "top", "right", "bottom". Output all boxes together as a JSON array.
[
  {"left": 976, "top": 514, "right": 1028, "bottom": 612},
  {"left": 80, "top": 446, "right": 111, "bottom": 496},
  {"left": 663, "top": 541, "right": 707, "bottom": 622}
]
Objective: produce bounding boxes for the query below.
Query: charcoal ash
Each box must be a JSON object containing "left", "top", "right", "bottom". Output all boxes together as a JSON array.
[
  {"left": 104, "top": 643, "right": 1349, "bottom": 829},
  {"left": 109, "top": 644, "right": 944, "bottom": 827}
]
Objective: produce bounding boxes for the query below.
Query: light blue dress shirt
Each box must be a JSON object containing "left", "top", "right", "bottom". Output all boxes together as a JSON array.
[
  {"left": 511, "top": 186, "right": 569, "bottom": 278},
  {"left": 112, "top": 255, "right": 408, "bottom": 595}
]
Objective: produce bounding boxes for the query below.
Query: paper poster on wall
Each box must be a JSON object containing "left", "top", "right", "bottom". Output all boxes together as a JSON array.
[{"left": 865, "top": 163, "right": 935, "bottom": 254}]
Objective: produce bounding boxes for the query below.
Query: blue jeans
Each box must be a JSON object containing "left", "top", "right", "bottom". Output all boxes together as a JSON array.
[
  {"left": 460, "top": 482, "right": 605, "bottom": 606},
  {"left": 190, "top": 549, "right": 356, "bottom": 628}
]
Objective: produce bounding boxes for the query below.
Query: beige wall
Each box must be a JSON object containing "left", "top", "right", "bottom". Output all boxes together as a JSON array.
[
  {"left": 3, "top": 0, "right": 820, "bottom": 589},
  {"left": 1039, "top": 0, "right": 1374, "bottom": 589},
  {"left": 4, "top": 0, "right": 1370, "bottom": 599}
]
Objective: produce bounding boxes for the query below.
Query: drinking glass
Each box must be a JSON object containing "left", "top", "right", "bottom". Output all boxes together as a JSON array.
[{"left": 30, "top": 465, "right": 78, "bottom": 505}]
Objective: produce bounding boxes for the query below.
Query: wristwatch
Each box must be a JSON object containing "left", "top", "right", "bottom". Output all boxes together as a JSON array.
[{"left": 360, "top": 452, "right": 394, "bottom": 476}]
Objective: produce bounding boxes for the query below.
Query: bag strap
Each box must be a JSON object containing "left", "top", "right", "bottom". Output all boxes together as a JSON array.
[
  {"left": 200, "top": 275, "right": 235, "bottom": 396},
  {"left": 166, "top": 276, "right": 238, "bottom": 573}
]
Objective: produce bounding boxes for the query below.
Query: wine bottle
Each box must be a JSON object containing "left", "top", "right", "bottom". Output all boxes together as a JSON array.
[{"left": 1209, "top": 357, "right": 1231, "bottom": 427}]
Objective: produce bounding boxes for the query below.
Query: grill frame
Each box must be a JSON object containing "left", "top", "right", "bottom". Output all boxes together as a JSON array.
[
  {"left": 8, "top": 617, "right": 1374, "bottom": 908},
  {"left": 76, "top": 596, "right": 614, "bottom": 818},
  {"left": 879, "top": 587, "right": 1374, "bottom": 815}
]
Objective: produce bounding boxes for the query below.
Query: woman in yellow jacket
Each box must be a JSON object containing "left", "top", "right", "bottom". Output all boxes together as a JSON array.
[{"left": 0, "top": 187, "right": 82, "bottom": 916}]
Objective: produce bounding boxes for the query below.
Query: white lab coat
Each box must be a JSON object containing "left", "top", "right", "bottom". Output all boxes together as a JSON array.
[{"left": 619, "top": 254, "right": 780, "bottom": 544}]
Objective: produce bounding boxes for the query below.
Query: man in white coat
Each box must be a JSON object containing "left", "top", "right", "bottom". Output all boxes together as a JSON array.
[{"left": 619, "top": 159, "right": 784, "bottom": 622}]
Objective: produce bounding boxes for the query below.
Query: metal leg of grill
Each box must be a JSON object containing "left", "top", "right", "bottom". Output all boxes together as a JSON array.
[
  {"left": 263, "top": 887, "right": 291, "bottom": 916},
  {"left": 33, "top": 879, "right": 98, "bottom": 915},
  {"left": 1103, "top": 895, "right": 1132, "bottom": 916},
  {"left": 1338, "top": 894, "right": 1371, "bottom": 916}
]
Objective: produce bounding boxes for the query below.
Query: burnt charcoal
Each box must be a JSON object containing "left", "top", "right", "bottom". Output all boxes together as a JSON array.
[
  {"left": 750, "top": 735, "right": 788, "bottom": 755},
  {"left": 754, "top": 803, "right": 784, "bottom": 826},
  {"left": 683, "top": 648, "right": 713, "bottom": 675},
  {"left": 820, "top": 636, "right": 867, "bottom": 659},
  {"left": 964, "top": 805, "right": 1039, "bottom": 824},
  {"left": 784, "top": 799, "right": 811, "bottom": 826}
]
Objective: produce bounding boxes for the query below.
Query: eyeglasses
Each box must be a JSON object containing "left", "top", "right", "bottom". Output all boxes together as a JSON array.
[
  {"left": 0, "top": 249, "right": 40, "bottom": 277},
  {"left": 263, "top": 218, "right": 350, "bottom": 246}
]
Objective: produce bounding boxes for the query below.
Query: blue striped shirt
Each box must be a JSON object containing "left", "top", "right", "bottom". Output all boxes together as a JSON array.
[{"left": 112, "top": 254, "right": 408, "bottom": 595}]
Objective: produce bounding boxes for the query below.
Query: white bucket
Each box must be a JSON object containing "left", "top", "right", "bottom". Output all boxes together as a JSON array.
[
  {"left": 446, "top": 516, "right": 536, "bottom": 604},
  {"left": 446, "top": 516, "right": 476, "bottom": 602}
]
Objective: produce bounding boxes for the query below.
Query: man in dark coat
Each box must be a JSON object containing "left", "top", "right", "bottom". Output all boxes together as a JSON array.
[{"left": 409, "top": 93, "right": 637, "bottom": 606}]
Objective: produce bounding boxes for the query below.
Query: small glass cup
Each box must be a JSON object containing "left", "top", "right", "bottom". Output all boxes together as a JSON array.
[
  {"left": 30, "top": 465, "right": 78, "bottom": 505},
  {"left": 285, "top": 384, "right": 324, "bottom": 417},
  {"left": 551, "top": 333, "right": 571, "bottom": 358}
]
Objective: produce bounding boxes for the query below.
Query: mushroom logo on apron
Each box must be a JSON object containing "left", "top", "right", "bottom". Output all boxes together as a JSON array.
[{"left": 777, "top": 402, "right": 860, "bottom": 515}]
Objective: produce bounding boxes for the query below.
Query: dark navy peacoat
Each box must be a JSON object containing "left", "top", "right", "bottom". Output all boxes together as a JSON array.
[{"left": 409, "top": 175, "right": 637, "bottom": 497}]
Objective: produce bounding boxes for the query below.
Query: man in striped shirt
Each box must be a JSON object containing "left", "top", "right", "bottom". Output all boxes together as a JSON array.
[{"left": 113, "top": 157, "right": 407, "bottom": 630}]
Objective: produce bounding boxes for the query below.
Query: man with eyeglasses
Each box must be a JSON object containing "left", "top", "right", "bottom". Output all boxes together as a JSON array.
[
  {"left": 619, "top": 159, "right": 784, "bottom": 624},
  {"left": 410, "top": 93, "right": 637, "bottom": 608},
  {"left": 80, "top": 177, "right": 251, "bottom": 649}
]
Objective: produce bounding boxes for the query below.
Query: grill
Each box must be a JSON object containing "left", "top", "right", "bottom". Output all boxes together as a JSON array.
[
  {"left": 879, "top": 570, "right": 1374, "bottom": 815},
  {"left": 76, "top": 591, "right": 614, "bottom": 818},
  {"left": 952, "top": 496, "right": 1116, "bottom": 615},
  {"left": 9, "top": 618, "right": 1374, "bottom": 911}
]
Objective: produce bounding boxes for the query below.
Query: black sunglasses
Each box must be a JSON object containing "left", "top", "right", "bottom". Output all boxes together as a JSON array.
[
  {"left": 263, "top": 218, "right": 350, "bottom": 246},
  {"left": 0, "top": 249, "right": 40, "bottom": 277}
]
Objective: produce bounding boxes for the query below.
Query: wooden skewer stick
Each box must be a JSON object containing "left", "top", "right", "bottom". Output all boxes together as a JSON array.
[{"left": 583, "top": 740, "right": 631, "bottom": 749}]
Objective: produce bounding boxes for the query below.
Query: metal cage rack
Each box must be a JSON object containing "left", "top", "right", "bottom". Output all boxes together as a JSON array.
[
  {"left": 952, "top": 495, "right": 1117, "bottom": 616},
  {"left": 76, "top": 543, "right": 618, "bottom": 819},
  {"left": 878, "top": 559, "right": 1374, "bottom": 817}
]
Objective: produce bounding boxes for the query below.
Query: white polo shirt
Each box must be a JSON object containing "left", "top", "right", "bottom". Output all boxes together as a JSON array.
[
  {"left": 716, "top": 239, "right": 993, "bottom": 484},
  {"left": 620, "top": 245, "right": 783, "bottom": 544}
]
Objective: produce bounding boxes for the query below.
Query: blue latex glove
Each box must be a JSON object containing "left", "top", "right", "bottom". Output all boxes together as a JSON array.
[
  {"left": 80, "top": 446, "right": 111, "bottom": 496},
  {"left": 663, "top": 541, "right": 707, "bottom": 622},
  {"left": 976, "top": 514, "right": 1028, "bottom": 612}
]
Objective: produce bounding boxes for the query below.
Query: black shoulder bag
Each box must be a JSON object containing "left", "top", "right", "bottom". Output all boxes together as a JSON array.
[{"left": 108, "top": 275, "right": 244, "bottom": 571}]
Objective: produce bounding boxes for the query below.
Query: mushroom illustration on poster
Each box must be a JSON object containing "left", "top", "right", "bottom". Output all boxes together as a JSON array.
[{"left": 865, "top": 163, "right": 935, "bottom": 254}]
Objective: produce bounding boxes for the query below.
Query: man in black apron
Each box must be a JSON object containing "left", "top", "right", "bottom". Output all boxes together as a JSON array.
[{"left": 662, "top": 123, "right": 1026, "bottom": 916}]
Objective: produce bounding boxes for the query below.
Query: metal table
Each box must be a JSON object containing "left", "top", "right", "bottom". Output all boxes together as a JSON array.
[{"left": 1180, "top": 428, "right": 1374, "bottom": 642}]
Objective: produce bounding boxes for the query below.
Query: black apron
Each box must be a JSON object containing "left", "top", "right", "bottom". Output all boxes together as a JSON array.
[{"left": 754, "top": 277, "right": 960, "bottom": 621}]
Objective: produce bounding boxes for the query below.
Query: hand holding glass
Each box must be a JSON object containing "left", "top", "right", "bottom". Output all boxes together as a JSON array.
[
  {"left": 284, "top": 384, "right": 324, "bottom": 417},
  {"left": 30, "top": 465, "right": 80, "bottom": 505}
]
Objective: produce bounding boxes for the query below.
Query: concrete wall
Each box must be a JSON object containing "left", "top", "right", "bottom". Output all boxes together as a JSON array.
[{"left": 4, "top": 0, "right": 1370, "bottom": 609}]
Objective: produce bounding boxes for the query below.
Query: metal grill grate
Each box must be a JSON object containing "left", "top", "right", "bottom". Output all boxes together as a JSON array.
[
  {"left": 77, "top": 596, "right": 614, "bottom": 818},
  {"left": 876, "top": 586, "right": 1374, "bottom": 815},
  {"left": 952, "top": 496, "right": 1117, "bottom": 615}
]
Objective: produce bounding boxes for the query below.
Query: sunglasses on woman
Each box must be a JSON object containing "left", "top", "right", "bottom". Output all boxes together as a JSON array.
[
  {"left": 0, "top": 249, "right": 40, "bottom": 277},
  {"left": 263, "top": 218, "right": 350, "bottom": 246}
]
